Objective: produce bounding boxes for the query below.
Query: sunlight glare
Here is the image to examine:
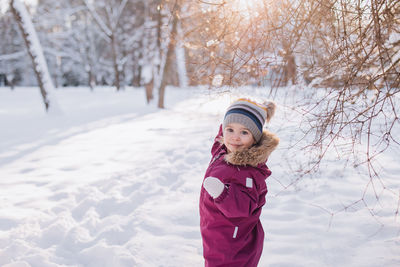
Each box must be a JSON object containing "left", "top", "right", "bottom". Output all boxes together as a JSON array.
[{"left": 231, "top": 0, "right": 262, "bottom": 20}]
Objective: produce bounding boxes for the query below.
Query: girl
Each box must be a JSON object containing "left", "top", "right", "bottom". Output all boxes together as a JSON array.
[{"left": 199, "top": 98, "right": 279, "bottom": 267}]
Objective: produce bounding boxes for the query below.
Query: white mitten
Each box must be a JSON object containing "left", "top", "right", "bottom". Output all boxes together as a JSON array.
[{"left": 203, "top": 177, "right": 225, "bottom": 199}]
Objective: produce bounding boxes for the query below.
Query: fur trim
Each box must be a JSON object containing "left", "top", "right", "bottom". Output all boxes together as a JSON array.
[{"left": 222, "top": 130, "right": 279, "bottom": 167}]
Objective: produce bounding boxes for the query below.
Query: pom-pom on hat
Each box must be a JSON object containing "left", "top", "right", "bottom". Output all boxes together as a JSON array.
[{"left": 223, "top": 98, "right": 276, "bottom": 143}]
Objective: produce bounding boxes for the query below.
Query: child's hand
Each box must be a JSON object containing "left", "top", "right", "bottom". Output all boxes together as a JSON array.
[{"left": 203, "top": 177, "right": 225, "bottom": 199}]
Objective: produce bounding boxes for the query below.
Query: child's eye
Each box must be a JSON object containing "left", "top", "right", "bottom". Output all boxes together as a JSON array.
[
  {"left": 226, "top": 128, "right": 234, "bottom": 132},
  {"left": 241, "top": 131, "right": 249, "bottom": 135}
]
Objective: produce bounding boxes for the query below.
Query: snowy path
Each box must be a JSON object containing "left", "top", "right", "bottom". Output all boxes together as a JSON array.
[
  {"left": 0, "top": 87, "right": 399, "bottom": 267},
  {"left": 0, "top": 89, "right": 212, "bottom": 266}
]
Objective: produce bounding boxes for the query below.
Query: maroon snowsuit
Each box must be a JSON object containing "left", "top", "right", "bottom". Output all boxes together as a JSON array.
[{"left": 200, "top": 125, "right": 279, "bottom": 267}]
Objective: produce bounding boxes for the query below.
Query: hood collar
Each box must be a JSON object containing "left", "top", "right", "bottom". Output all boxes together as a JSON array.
[{"left": 221, "top": 130, "right": 279, "bottom": 167}]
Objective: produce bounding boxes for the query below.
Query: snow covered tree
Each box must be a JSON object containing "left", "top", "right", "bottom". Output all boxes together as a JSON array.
[
  {"left": 78, "top": 0, "right": 160, "bottom": 91},
  {"left": 10, "top": 0, "right": 58, "bottom": 112},
  {"left": 0, "top": 9, "right": 26, "bottom": 88},
  {"left": 32, "top": 0, "right": 83, "bottom": 87},
  {"left": 80, "top": 0, "right": 128, "bottom": 90}
]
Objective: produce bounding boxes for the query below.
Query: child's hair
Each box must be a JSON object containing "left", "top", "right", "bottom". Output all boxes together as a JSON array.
[{"left": 223, "top": 98, "right": 276, "bottom": 142}]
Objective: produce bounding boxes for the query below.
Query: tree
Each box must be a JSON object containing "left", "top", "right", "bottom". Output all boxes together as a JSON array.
[
  {"left": 158, "top": 0, "right": 180, "bottom": 108},
  {"left": 10, "top": 0, "right": 58, "bottom": 112},
  {"left": 81, "top": 0, "right": 129, "bottom": 91},
  {"left": 0, "top": 9, "right": 25, "bottom": 88},
  {"left": 296, "top": 0, "right": 400, "bottom": 174}
]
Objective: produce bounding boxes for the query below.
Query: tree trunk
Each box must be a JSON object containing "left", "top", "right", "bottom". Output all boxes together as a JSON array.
[
  {"left": 133, "top": 65, "right": 142, "bottom": 87},
  {"left": 156, "top": 0, "right": 162, "bottom": 75},
  {"left": 111, "top": 33, "right": 121, "bottom": 91},
  {"left": 88, "top": 69, "right": 95, "bottom": 90},
  {"left": 158, "top": 2, "right": 179, "bottom": 108},
  {"left": 175, "top": 21, "right": 188, "bottom": 88},
  {"left": 145, "top": 78, "right": 154, "bottom": 103},
  {"left": 133, "top": 37, "right": 144, "bottom": 87},
  {"left": 10, "top": 0, "right": 52, "bottom": 111}
]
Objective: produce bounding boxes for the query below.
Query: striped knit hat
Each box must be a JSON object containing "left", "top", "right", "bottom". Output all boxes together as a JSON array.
[{"left": 223, "top": 98, "right": 276, "bottom": 142}]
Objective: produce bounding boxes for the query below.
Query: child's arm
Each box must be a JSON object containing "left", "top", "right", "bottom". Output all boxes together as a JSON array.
[
  {"left": 214, "top": 182, "right": 260, "bottom": 218},
  {"left": 203, "top": 177, "right": 260, "bottom": 218},
  {"left": 210, "top": 124, "right": 224, "bottom": 156}
]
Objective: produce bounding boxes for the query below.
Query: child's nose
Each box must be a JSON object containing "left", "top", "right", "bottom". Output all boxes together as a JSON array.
[{"left": 232, "top": 133, "right": 240, "bottom": 140}]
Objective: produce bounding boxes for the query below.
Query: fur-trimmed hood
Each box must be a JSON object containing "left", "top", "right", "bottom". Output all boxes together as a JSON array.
[{"left": 221, "top": 130, "right": 279, "bottom": 167}]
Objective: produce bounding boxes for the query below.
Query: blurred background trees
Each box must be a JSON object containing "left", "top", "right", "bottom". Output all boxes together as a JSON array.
[{"left": 1, "top": 0, "right": 398, "bottom": 90}]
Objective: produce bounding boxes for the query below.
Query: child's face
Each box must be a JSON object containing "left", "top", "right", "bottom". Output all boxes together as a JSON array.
[{"left": 223, "top": 123, "right": 255, "bottom": 153}]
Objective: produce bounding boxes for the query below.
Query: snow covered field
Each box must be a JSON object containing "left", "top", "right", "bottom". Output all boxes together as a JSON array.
[{"left": 0, "top": 86, "right": 399, "bottom": 267}]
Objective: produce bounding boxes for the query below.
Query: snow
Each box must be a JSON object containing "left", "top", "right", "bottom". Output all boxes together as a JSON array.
[
  {"left": 0, "top": 86, "right": 399, "bottom": 267},
  {"left": 211, "top": 74, "right": 224, "bottom": 87}
]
